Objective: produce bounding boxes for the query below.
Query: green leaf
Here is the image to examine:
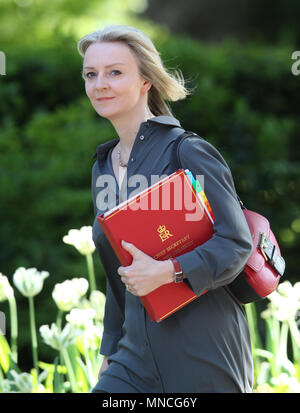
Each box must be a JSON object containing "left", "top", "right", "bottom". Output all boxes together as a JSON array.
[
  {"left": 38, "top": 360, "right": 67, "bottom": 374},
  {"left": 53, "top": 356, "right": 64, "bottom": 393},
  {"left": 255, "top": 348, "right": 274, "bottom": 361},
  {"left": 256, "top": 361, "right": 271, "bottom": 386},
  {"left": 0, "top": 335, "right": 11, "bottom": 374},
  {"left": 66, "top": 344, "right": 89, "bottom": 392},
  {"left": 76, "top": 356, "right": 90, "bottom": 392}
]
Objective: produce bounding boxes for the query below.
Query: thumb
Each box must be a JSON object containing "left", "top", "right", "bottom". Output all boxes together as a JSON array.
[{"left": 121, "top": 240, "right": 140, "bottom": 256}]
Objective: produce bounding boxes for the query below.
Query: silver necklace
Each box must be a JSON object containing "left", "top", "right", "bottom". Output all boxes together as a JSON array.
[{"left": 117, "top": 148, "right": 128, "bottom": 168}]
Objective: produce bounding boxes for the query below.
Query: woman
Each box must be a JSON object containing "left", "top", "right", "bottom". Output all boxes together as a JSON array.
[{"left": 77, "top": 25, "right": 254, "bottom": 393}]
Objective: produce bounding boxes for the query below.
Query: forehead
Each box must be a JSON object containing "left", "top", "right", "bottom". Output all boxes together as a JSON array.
[{"left": 83, "top": 41, "right": 138, "bottom": 68}]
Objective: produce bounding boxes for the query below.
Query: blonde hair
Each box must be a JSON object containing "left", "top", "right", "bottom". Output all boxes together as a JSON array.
[{"left": 77, "top": 25, "right": 190, "bottom": 117}]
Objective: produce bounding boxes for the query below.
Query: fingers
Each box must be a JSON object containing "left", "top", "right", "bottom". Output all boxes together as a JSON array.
[
  {"left": 118, "top": 266, "right": 129, "bottom": 282},
  {"left": 122, "top": 277, "right": 137, "bottom": 295},
  {"left": 118, "top": 267, "right": 138, "bottom": 295},
  {"left": 125, "top": 283, "right": 136, "bottom": 294},
  {"left": 118, "top": 268, "right": 135, "bottom": 294},
  {"left": 121, "top": 240, "right": 141, "bottom": 256},
  {"left": 120, "top": 274, "right": 129, "bottom": 285},
  {"left": 118, "top": 241, "right": 152, "bottom": 296},
  {"left": 119, "top": 241, "right": 140, "bottom": 287}
]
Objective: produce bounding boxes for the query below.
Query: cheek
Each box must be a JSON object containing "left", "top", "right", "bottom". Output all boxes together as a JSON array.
[
  {"left": 115, "top": 76, "right": 142, "bottom": 97},
  {"left": 116, "top": 88, "right": 140, "bottom": 108},
  {"left": 85, "top": 82, "right": 93, "bottom": 99}
]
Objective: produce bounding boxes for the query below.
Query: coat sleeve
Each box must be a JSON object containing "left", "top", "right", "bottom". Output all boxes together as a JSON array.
[
  {"left": 175, "top": 136, "right": 253, "bottom": 296},
  {"left": 91, "top": 161, "right": 124, "bottom": 356}
]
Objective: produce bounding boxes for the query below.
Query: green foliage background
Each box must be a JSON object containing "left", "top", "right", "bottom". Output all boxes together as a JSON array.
[{"left": 0, "top": 0, "right": 299, "bottom": 370}]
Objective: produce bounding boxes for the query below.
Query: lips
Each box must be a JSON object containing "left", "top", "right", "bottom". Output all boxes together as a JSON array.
[{"left": 96, "top": 97, "right": 114, "bottom": 101}]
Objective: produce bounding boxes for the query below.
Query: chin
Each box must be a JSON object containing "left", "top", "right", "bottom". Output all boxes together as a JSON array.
[
  {"left": 92, "top": 104, "right": 117, "bottom": 119},
  {"left": 98, "top": 109, "right": 131, "bottom": 122},
  {"left": 93, "top": 108, "right": 114, "bottom": 119},
  {"left": 97, "top": 112, "right": 119, "bottom": 121}
]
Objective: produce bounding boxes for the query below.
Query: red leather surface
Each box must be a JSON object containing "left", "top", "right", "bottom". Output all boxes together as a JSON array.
[
  {"left": 98, "top": 169, "right": 213, "bottom": 321},
  {"left": 243, "top": 209, "right": 281, "bottom": 297}
]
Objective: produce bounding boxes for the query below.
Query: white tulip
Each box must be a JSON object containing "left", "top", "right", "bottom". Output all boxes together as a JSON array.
[
  {"left": 65, "top": 308, "right": 103, "bottom": 350},
  {"left": 63, "top": 226, "right": 95, "bottom": 256},
  {"left": 262, "top": 281, "right": 300, "bottom": 322},
  {"left": 277, "top": 281, "right": 294, "bottom": 297},
  {"left": 271, "top": 373, "right": 300, "bottom": 393},
  {"left": 66, "top": 308, "right": 96, "bottom": 328},
  {"left": 81, "top": 323, "right": 103, "bottom": 351},
  {"left": 13, "top": 267, "right": 49, "bottom": 298},
  {"left": 0, "top": 378, "right": 11, "bottom": 393},
  {"left": 40, "top": 322, "right": 81, "bottom": 351},
  {"left": 8, "top": 370, "right": 33, "bottom": 393},
  {"left": 0, "top": 273, "right": 14, "bottom": 302},
  {"left": 52, "top": 278, "right": 88, "bottom": 312},
  {"left": 89, "top": 290, "right": 106, "bottom": 321},
  {"left": 71, "top": 277, "right": 89, "bottom": 297}
]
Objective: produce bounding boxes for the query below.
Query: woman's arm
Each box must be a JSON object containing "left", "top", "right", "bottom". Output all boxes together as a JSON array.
[{"left": 174, "top": 135, "right": 253, "bottom": 296}]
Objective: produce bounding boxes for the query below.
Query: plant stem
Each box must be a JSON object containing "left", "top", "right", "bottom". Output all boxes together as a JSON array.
[
  {"left": 265, "top": 316, "right": 280, "bottom": 378},
  {"left": 84, "top": 348, "right": 95, "bottom": 387},
  {"left": 279, "top": 321, "right": 288, "bottom": 356},
  {"left": 8, "top": 295, "right": 18, "bottom": 363},
  {"left": 288, "top": 318, "right": 300, "bottom": 361},
  {"left": 244, "top": 302, "right": 262, "bottom": 378},
  {"left": 53, "top": 355, "right": 64, "bottom": 393},
  {"left": 86, "top": 253, "right": 96, "bottom": 292},
  {"left": 277, "top": 321, "right": 289, "bottom": 375},
  {"left": 28, "top": 296, "right": 38, "bottom": 373},
  {"left": 56, "top": 310, "right": 63, "bottom": 332},
  {"left": 61, "top": 348, "right": 77, "bottom": 393},
  {"left": 244, "top": 303, "right": 262, "bottom": 349},
  {"left": 91, "top": 349, "right": 98, "bottom": 378}
]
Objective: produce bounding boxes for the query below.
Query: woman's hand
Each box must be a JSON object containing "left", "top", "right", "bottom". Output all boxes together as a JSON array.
[{"left": 117, "top": 240, "right": 174, "bottom": 296}]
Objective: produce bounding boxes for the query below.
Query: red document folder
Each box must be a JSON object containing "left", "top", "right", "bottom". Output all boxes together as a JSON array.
[{"left": 97, "top": 169, "right": 214, "bottom": 322}]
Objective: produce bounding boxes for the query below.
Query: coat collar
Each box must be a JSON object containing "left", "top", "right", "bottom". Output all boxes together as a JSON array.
[
  {"left": 92, "top": 116, "right": 181, "bottom": 160},
  {"left": 147, "top": 115, "right": 181, "bottom": 127}
]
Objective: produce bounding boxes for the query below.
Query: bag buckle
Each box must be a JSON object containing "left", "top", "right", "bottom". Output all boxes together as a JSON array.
[{"left": 258, "top": 232, "right": 285, "bottom": 277}]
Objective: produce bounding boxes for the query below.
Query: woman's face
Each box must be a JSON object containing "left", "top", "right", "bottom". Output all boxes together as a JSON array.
[{"left": 83, "top": 41, "right": 151, "bottom": 122}]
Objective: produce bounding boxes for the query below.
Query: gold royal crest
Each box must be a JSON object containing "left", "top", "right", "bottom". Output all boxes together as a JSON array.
[{"left": 157, "top": 225, "right": 173, "bottom": 242}]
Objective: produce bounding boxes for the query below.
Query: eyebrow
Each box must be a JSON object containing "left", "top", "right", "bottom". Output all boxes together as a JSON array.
[{"left": 83, "top": 63, "right": 126, "bottom": 69}]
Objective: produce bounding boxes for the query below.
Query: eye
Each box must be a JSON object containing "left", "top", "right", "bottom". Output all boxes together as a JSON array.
[
  {"left": 110, "top": 70, "right": 121, "bottom": 76},
  {"left": 84, "top": 71, "right": 96, "bottom": 79}
]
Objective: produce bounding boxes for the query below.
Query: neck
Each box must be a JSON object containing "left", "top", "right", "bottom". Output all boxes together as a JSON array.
[{"left": 110, "top": 107, "right": 154, "bottom": 154}]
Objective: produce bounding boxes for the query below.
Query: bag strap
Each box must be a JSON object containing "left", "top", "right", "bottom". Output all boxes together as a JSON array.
[
  {"left": 169, "top": 130, "right": 197, "bottom": 171},
  {"left": 171, "top": 129, "right": 246, "bottom": 210}
]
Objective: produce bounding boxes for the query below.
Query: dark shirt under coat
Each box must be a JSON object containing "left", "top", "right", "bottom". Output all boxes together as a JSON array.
[{"left": 91, "top": 115, "right": 254, "bottom": 393}]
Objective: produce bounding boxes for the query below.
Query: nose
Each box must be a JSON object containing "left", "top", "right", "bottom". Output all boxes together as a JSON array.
[{"left": 94, "top": 73, "right": 109, "bottom": 90}]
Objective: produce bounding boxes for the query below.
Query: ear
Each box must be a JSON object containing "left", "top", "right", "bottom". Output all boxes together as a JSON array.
[{"left": 141, "top": 79, "right": 152, "bottom": 94}]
